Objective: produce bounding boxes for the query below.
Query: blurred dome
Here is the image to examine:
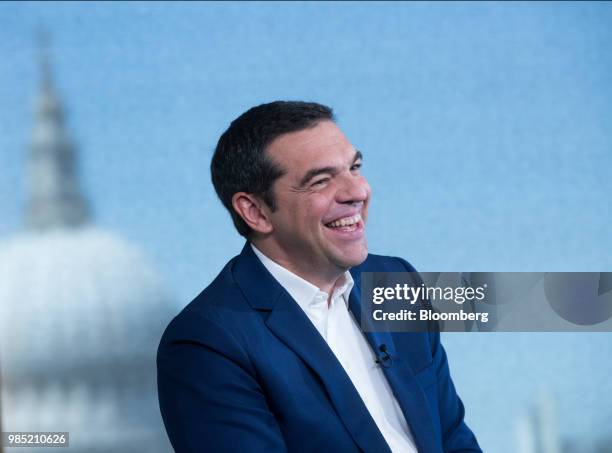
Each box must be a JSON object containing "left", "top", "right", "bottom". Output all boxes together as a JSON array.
[
  {"left": 0, "top": 227, "right": 170, "bottom": 381},
  {"left": 0, "top": 227, "right": 174, "bottom": 452}
]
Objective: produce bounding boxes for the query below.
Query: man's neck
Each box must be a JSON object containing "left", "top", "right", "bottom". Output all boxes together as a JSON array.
[{"left": 250, "top": 241, "right": 345, "bottom": 296}]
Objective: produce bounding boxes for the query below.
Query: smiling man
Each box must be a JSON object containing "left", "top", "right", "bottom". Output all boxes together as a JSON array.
[{"left": 157, "top": 101, "right": 481, "bottom": 453}]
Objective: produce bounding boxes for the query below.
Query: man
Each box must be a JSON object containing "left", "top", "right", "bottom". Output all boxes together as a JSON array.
[{"left": 157, "top": 101, "right": 481, "bottom": 452}]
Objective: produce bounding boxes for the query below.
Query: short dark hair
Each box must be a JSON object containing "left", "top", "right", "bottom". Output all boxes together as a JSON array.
[{"left": 211, "top": 101, "right": 334, "bottom": 237}]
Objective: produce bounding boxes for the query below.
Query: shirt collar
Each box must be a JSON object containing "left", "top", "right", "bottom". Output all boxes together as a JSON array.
[{"left": 250, "top": 243, "right": 354, "bottom": 311}]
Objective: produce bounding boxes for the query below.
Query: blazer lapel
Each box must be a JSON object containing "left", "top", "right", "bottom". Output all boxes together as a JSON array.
[
  {"left": 232, "top": 243, "right": 391, "bottom": 453},
  {"left": 349, "top": 267, "right": 442, "bottom": 453}
]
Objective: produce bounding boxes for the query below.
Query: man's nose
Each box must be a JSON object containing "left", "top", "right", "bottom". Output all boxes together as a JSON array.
[{"left": 337, "top": 173, "right": 370, "bottom": 204}]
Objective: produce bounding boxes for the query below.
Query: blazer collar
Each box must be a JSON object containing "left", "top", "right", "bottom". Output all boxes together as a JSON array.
[{"left": 231, "top": 242, "right": 282, "bottom": 311}]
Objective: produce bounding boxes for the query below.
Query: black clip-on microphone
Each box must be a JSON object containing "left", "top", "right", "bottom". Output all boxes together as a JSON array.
[{"left": 375, "top": 344, "right": 393, "bottom": 368}]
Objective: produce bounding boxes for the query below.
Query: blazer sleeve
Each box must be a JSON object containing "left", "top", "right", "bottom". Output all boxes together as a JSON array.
[
  {"left": 157, "top": 311, "right": 288, "bottom": 453},
  {"left": 395, "top": 257, "right": 482, "bottom": 452}
]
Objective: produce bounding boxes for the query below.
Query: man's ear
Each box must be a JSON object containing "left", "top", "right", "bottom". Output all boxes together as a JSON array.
[{"left": 231, "top": 192, "right": 274, "bottom": 234}]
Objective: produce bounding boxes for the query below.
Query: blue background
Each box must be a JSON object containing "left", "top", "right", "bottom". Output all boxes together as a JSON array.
[{"left": 1, "top": 2, "right": 611, "bottom": 451}]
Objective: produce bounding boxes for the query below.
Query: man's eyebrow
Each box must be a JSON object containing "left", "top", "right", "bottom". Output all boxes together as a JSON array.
[{"left": 297, "top": 150, "right": 363, "bottom": 187}]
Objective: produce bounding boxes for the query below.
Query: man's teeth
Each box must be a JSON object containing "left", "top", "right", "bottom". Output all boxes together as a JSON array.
[{"left": 327, "top": 214, "right": 361, "bottom": 228}]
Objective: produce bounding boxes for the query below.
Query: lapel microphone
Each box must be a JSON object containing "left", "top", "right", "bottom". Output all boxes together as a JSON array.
[{"left": 375, "top": 344, "right": 393, "bottom": 368}]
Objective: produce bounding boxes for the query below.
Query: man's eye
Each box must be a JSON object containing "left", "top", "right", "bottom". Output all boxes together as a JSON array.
[
  {"left": 351, "top": 162, "right": 362, "bottom": 171},
  {"left": 311, "top": 178, "right": 330, "bottom": 187}
]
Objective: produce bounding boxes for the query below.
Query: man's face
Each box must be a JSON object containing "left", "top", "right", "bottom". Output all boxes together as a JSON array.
[{"left": 262, "top": 120, "right": 371, "bottom": 278}]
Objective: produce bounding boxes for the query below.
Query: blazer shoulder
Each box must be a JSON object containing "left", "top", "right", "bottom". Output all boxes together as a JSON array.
[{"left": 159, "top": 256, "right": 253, "bottom": 346}]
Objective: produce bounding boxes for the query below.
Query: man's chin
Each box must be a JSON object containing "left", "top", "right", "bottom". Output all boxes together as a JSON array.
[{"left": 334, "top": 243, "right": 368, "bottom": 269}]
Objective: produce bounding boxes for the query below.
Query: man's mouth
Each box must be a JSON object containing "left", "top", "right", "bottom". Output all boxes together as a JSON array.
[{"left": 324, "top": 213, "right": 363, "bottom": 231}]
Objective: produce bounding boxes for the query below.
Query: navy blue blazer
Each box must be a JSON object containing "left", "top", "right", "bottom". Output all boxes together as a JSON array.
[{"left": 157, "top": 243, "right": 481, "bottom": 452}]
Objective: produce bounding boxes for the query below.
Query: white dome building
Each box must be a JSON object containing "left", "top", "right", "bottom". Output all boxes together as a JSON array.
[{"left": 0, "top": 39, "right": 174, "bottom": 452}]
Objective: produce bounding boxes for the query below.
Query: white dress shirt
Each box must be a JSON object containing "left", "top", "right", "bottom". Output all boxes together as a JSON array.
[{"left": 251, "top": 244, "right": 418, "bottom": 453}]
